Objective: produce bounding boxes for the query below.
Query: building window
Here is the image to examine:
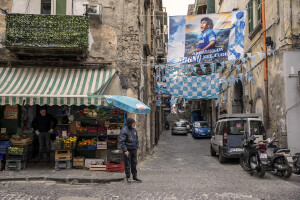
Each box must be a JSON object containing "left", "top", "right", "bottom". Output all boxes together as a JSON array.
[
  {"left": 41, "top": 0, "right": 70, "bottom": 15},
  {"left": 248, "top": 0, "right": 262, "bottom": 35},
  {"left": 41, "top": 0, "right": 51, "bottom": 14}
]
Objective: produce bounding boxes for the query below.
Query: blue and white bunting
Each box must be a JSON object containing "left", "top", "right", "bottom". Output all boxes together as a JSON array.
[
  {"left": 257, "top": 52, "right": 266, "bottom": 59},
  {"left": 210, "top": 63, "right": 215, "bottom": 73}
]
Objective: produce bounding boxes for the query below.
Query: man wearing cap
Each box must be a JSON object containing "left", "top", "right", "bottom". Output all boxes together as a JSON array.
[{"left": 119, "top": 118, "right": 142, "bottom": 184}]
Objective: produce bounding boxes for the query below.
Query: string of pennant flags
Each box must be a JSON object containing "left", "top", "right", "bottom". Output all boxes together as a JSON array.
[{"left": 153, "top": 49, "right": 276, "bottom": 106}]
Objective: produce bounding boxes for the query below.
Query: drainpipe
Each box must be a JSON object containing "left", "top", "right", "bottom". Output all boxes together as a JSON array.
[
  {"left": 194, "top": 0, "right": 199, "bottom": 15},
  {"left": 262, "top": 0, "right": 269, "bottom": 127}
]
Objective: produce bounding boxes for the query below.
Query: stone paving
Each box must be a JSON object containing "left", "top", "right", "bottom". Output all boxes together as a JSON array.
[{"left": 0, "top": 130, "right": 300, "bottom": 200}]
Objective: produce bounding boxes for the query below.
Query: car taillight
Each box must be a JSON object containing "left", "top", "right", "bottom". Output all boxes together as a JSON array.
[
  {"left": 224, "top": 128, "right": 228, "bottom": 144},
  {"left": 259, "top": 145, "right": 266, "bottom": 150}
]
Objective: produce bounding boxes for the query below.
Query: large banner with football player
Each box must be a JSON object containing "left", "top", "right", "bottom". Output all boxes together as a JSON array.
[{"left": 167, "top": 10, "right": 246, "bottom": 64}]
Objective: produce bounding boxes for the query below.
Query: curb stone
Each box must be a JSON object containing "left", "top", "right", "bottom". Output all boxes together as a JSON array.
[{"left": 0, "top": 176, "right": 124, "bottom": 184}]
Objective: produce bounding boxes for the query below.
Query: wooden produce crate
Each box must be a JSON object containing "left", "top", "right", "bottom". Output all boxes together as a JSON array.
[
  {"left": 89, "top": 164, "right": 106, "bottom": 171},
  {"left": 55, "top": 150, "right": 72, "bottom": 161},
  {"left": 10, "top": 138, "right": 31, "bottom": 147},
  {"left": 97, "top": 141, "right": 107, "bottom": 149},
  {"left": 73, "top": 156, "right": 85, "bottom": 168}
]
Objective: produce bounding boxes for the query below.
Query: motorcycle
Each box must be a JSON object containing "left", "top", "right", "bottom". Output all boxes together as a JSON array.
[
  {"left": 264, "top": 134, "right": 293, "bottom": 178},
  {"left": 292, "top": 153, "right": 300, "bottom": 174},
  {"left": 240, "top": 135, "right": 267, "bottom": 177}
]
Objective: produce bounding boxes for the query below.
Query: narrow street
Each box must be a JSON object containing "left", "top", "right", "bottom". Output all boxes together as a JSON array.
[{"left": 1, "top": 130, "right": 299, "bottom": 200}]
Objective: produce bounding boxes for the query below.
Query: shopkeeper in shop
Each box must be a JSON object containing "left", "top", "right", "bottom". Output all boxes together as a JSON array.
[
  {"left": 32, "top": 106, "right": 58, "bottom": 160},
  {"left": 119, "top": 118, "right": 142, "bottom": 184}
]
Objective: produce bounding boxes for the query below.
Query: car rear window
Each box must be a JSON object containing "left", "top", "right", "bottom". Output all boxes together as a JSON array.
[
  {"left": 194, "top": 122, "right": 209, "bottom": 128},
  {"left": 250, "top": 120, "right": 264, "bottom": 135},
  {"left": 228, "top": 120, "right": 246, "bottom": 135},
  {"left": 175, "top": 122, "right": 186, "bottom": 127}
]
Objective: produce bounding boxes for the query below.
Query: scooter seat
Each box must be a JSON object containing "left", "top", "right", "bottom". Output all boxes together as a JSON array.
[{"left": 273, "top": 148, "right": 280, "bottom": 153}]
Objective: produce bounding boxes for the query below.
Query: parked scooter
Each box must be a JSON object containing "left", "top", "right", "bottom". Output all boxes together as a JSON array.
[
  {"left": 292, "top": 153, "right": 300, "bottom": 174},
  {"left": 240, "top": 135, "right": 267, "bottom": 177},
  {"left": 264, "top": 133, "right": 293, "bottom": 178}
]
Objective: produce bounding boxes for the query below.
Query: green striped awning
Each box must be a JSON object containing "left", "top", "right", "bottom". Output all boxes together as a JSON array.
[{"left": 0, "top": 67, "right": 117, "bottom": 106}]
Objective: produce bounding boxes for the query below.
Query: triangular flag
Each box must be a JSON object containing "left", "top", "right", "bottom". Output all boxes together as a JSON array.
[
  {"left": 241, "top": 58, "right": 246, "bottom": 64},
  {"left": 267, "top": 50, "right": 275, "bottom": 56},
  {"left": 200, "top": 64, "right": 206, "bottom": 73},
  {"left": 210, "top": 63, "right": 215, "bottom": 73},
  {"left": 231, "top": 59, "right": 236, "bottom": 66},
  {"left": 257, "top": 52, "right": 266, "bottom": 59},
  {"left": 251, "top": 55, "right": 257, "bottom": 61},
  {"left": 228, "top": 65, "right": 232, "bottom": 71},
  {"left": 243, "top": 64, "right": 247, "bottom": 69},
  {"left": 247, "top": 53, "right": 252, "bottom": 58},
  {"left": 236, "top": 65, "right": 240, "bottom": 70}
]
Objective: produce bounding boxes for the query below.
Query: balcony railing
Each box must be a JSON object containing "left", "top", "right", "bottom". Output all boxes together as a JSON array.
[{"left": 5, "top": 14, "right": 89, "bottom": 55}]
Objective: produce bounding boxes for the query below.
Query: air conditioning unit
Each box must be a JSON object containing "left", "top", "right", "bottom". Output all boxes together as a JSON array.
[{"left": 85, "top": 4, "right": 103, "bottom": 23}]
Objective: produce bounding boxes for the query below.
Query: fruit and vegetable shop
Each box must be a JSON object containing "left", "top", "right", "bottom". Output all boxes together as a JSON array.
[{"left": 0, "top": 68, "right": 130, "bottom": 172}]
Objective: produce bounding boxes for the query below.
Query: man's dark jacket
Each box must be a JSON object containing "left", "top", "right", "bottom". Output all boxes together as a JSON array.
[
  {"left": 119, "top": 126, "right": 139, "bottom": 152},
  {"left": 32, "top": 114, "right": 58, "bottom": 132}
]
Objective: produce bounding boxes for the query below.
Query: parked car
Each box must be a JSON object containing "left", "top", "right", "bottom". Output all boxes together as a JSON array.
[
  {"left": 210, "top": 114, "right": 266, "bottom": 163},
  {"left": 179, "top": 119, "right": 192, "bottom": 132},
  {"left": 171, "top": 122, "right": 188, "bottom": 135},
  {"left": 192, "top": 121, "right": 211, "bottom": 138}
]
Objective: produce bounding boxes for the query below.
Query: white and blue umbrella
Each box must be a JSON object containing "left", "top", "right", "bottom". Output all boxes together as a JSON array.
[{"left": 104, "top": 95, "right": 151, "bottom": 114}]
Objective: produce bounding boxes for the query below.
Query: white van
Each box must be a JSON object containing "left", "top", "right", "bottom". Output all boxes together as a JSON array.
[{"left": 210, "top": 114, "right": 266, "bottom": 163}]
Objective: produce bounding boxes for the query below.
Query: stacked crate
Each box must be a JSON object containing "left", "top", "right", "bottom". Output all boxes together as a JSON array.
[
  {"left": 73, "top": 156, "right": 85, "bottom": 168},
  {"left": 54, "top": 150, "right": 72, "bottom": 170},
  {"left": 5, "top": 146, "right": 28, "bottom": 171},
  {"left": 106, "top": 161, "right": 125, "bottom": 173},
  {"left": 0, "top": 141, "right": 11, "bottom": 170}
]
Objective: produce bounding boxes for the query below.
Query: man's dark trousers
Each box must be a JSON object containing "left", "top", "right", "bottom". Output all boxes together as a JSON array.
[
  {"left": 123, "top": 149, "right": 137, "bottom": 178},
  {"left": 39, "top": 132, "right": 50, "bottom": 159}
]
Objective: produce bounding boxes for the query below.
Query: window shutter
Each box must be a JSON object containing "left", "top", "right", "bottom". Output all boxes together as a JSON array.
[
  {"left": 56, "top": 0, "right": 66, "bottom": 15},
  {"left": 257, "top": 0, "right": 262, "bottom": 24},
  {"left": 248, "top": 0, "right": 254, "bottom": 33}
]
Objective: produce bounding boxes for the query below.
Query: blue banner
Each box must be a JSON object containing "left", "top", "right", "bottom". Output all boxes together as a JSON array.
[
  {"left": 168, "top": 10, "right": 246, "bottom": 64},
  {"left": 166, "top": 72, "right": 219, "bottom": 99}
]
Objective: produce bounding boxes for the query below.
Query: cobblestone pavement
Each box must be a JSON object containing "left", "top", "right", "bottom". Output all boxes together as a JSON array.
[{"left": 0, "top": 130, "right": 300, "bottom": 200}]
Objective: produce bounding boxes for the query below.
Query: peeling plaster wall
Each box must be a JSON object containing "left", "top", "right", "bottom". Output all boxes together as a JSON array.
[
  {"left": 216, "top": 0, "right": 300, "bottom": 148},
  {"left": 0, "top": 0, "right": 160, "bottom": 161}
]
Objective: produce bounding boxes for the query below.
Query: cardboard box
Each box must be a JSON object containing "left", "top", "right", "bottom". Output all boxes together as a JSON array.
[
  {"left": 96, "top": 118, "right": 106, "bottom": 126},
  {"left": 97, "top": 141, "right": 107, "bottom": 149},
  {"left": 69, "top": 121, "right": 80, "bottom": 134},
  {"left": 84, "top": 159, "right": 104, "bottom": 168}
]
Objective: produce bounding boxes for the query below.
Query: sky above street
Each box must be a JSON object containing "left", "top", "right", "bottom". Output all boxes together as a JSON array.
[{"left": 163, "top": 0, "right": 195, "bottom": 16}]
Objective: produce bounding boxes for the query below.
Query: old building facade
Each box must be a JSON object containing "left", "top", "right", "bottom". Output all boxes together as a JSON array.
[
  {"left": 216, "top": 0, "right": 300, "bottom": 153},
  {"left": 0, "top": 0, "right": 167, "bottom": 160}
]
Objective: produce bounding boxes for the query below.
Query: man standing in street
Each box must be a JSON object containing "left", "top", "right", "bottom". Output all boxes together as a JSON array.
[
  {"left": 119, "top": 118, "right": 142, "bottom": 184},
  {"left": 32, "top": 106, "right": 57, "bottom": 161}
]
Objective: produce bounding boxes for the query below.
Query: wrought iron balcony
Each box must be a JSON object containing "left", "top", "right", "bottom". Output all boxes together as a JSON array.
[{"left": 5, "top": 13, "right": 89, "bottom": 57}]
